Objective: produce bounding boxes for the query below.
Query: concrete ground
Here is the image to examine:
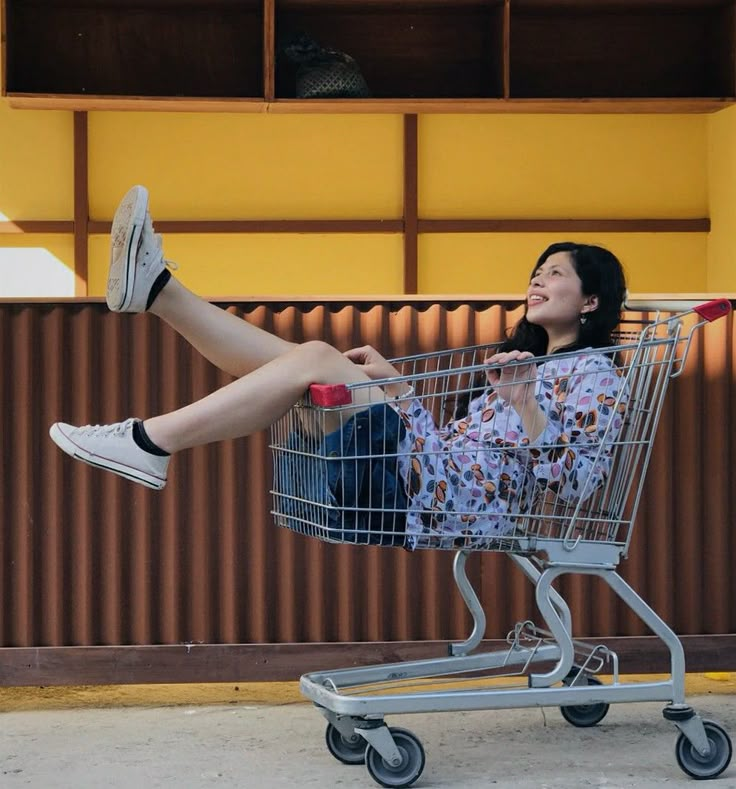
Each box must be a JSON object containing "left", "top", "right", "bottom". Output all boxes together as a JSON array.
[{"left": 1, "top": 682, "right": 735, "bottom": 789}]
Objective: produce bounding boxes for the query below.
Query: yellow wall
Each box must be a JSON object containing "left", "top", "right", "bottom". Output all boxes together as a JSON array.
[
  {"left": 418, "top": 115, "right": 708, "bottom": 294},
  {"left": 85, "top": 112, "right": 709, "bottom": 296},
  {"left": 87, "top": 113, "right": 403, "bottom": 220},
  {"left": 88, "top": 233, "right": 404, "bottom": 296},
  {"left": 0, "top": 56, "right": 75, "bottom": 294},
  {"left": 419, "top": 115, "right": 707, "bottom": 220},
  {"left": 85, "top": 112, "right": 404, "bottom": 295},
  {"left": 420, "top": 232, "right": 707, "bottom": 294},
  {"left": 0, "top": 104, "right": 73, "bottom": 219},
  {"left": 0, "top": 44, "right": 731, "bottom": 299},
  {"left": 707, "top": 105, "right": 736, "bottom": 292}
]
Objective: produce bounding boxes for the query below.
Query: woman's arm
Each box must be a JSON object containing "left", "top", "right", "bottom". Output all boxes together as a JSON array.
[
  {"left": 486, "top": 351, "right": 546, "bottom": 441},
  {"left": 529, "top": 354, "right": 628, "bottom": 502},
  {"left": 343, "top": 345, "right": 412, "bottom": 398}
]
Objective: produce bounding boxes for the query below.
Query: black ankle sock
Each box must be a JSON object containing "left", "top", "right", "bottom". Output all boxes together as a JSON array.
[
  {"left": 132, "top": 420, "right": 170, "bottom": 456},
  {"left": 146, "top": 269, "right": 171, "bottom": 311}
]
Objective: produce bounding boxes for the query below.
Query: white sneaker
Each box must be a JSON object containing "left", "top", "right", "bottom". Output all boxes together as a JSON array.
[
  {"left": 49, "top": 418, "right": 169, "bottom": 490},
  {"left": 107, "top": 185, "right": 168, "bottom": 313}
]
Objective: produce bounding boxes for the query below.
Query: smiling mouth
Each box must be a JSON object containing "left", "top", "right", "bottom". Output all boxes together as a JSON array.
[{"left": 528, "top": 296, "right": 547, "bottom": 306}]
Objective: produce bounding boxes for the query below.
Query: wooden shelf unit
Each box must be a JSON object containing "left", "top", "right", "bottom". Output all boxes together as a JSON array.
[
  {"left": 510, "top": 0, "right": 736, "bottom": 100},
  {"left": 3, "top": 0, "right": 736, "bottom": 111}
]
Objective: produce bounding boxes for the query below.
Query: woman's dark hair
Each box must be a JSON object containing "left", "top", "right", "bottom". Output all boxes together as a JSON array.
[
  {"left": 499, "top": 242, "right": 627, "bottom": 355},
  {"left": 453, "top": 242, "right": 627, "bottom": 419}
]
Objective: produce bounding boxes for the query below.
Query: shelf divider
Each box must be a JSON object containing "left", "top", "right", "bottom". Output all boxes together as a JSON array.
[
  {"left": 264, "top": 0, "right": 275, "bottom": 101},
  {"left": 503, "top": 0, "right": 511, "bottom": 99}
]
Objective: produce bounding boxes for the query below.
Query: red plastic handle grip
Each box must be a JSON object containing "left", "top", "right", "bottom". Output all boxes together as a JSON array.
[
  {"left": 694, "top": 298, "right": 732, "bottom": 322},
  {"left": 308, "top": 383, "right": 353, "bottom": 407}
]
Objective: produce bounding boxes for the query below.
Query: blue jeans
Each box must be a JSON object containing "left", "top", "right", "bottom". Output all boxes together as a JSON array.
[{"left": 275, "top": 403, "right": 408, "bottom": 547}]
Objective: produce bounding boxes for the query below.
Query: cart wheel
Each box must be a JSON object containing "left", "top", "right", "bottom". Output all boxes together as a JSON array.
[
  {"left": 364, "top": 727, "right": 425, "bottom": 788},
  {"left": 325, "top": 723, "right": 366, "bottom": 765},
  {"left": 560, "top": 673, "right": 610, "bottom": 728},
  {"left": 675, "top": 720, "right": 732, "bottom": 780}
]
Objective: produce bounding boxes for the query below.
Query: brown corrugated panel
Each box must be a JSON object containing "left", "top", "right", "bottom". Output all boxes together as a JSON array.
[{"left": 1, "top": 300, "right": 734, "bottom": 672}]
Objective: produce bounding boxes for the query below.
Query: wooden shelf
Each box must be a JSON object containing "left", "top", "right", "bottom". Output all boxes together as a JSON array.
[
  {"left": 3, "top": 0, "right": 736, "bottom": 112},
  {"left": 275, "top": 0, "right": 505, "bottom": 99},
  {"left": 510, "top": 0, "right": 736, "bottom": 99},
  {"left": 5, "top": 95, "right": 733, "bottom": 114},
  {"left": 266, "top": 97, "right": 734, "bottom": 113},
  {"left": 3, "top": 0, "right": 264, "bottom": 98},
  {"left": 4, "top": 94, "right": 270, "bottom": 113}
]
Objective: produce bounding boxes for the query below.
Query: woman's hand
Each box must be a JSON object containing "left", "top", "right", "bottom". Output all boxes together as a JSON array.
[
  {"left": 344, "top": 345, "right": 409, "bottom": 397},
  {"left": 485, "top": 351, "right": 537, "bottom": 410}
]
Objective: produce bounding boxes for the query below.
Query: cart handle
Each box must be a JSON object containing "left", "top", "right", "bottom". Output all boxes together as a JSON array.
[
  {"left": 308, "top": 298, "right": 732, "bottom": 407},
  {"left": 625, "top": 297, "right": 732, "bottom": 322},
  {"left": 308, "top": 383, "right": 353, "bottom": 407},
  {"left": 693, "top": 298, "right": 732, "bottom": 322}
]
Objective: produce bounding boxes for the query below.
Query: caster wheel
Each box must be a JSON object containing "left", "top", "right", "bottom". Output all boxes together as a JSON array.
[
  {"left": 675, "top": 720, "right": 732, "bottom": 780},
  {"left": 560, "top": 671, "right": 610, "bottom": 728},
  {"left": 364, "top": 727, "right": 425, "bottom": 788},
  {"left": 325, "top": 722, "right": 366, "bottom": 765}
]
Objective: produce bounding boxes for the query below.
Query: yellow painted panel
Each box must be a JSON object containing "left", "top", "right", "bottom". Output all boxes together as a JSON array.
[
  {"left": 419, "top": 233, "right": 708, "bottom": 295},
  {"left": 88, "top": 234, "right": 404, "bottom": 297},
  {"left": 0, "top": 103, "right": 73, "bottom": 220},
  {"left": 419, "top": 115, "right": 707, "bottom": 220},
  {"left": 707, "top": 105, "right": 736, "bottom": 292},
  {"left": 88, "top": 114, "right": 403, "bottom": 220},
  {"left": 0, "top": 235, "right": 76, "bottom": 296},
  {"left": 0, "top": 234, "right": 75, "bottom": 263}
]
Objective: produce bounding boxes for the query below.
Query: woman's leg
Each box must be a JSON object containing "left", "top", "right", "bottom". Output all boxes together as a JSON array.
[
  {"left": 144, "top": 341, "right": 382, "bottom": 453},
  {"left": 150, "top": 276, "right": 295, "bottom": 378},
  {"left": 108, "top": 184, "right": 295, "bottom": 378},
  {"left": 49, "top": 340, "right": 384, "bottom": 489}
]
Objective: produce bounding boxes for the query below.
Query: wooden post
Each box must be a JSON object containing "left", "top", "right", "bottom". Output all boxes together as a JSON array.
[
  {"left": 403, "top": 114, "right": 418, "bottom": 295},
  {"left": 73, "top": 112, "right": 89, "bottom": 297}
]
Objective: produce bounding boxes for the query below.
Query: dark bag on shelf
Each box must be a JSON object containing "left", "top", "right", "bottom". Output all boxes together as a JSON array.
[{"left": 280, "top": 32, "right": 370, "bottom": 99}]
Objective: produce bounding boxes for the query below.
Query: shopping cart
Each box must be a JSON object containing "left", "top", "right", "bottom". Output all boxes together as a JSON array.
[{"left": 270, "top": 298, "right": 733, "bottom": 787}]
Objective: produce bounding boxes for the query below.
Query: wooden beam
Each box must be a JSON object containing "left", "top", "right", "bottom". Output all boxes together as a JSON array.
[
  {"left": 418, "top": 219, "right": 710, "bottom": 233},
  {"left": 87, "top": 220, "right": 404, "bottom": 234},
  {"left": 267, "top": 98, "right": 733, "bottom": 115},
  {"left": 403, "top": 114, "right": 418, "bottom": 294},
  {"left": 18, "top": 218, "right": 708, "bottom": 238},
  {"left": 7, "top": 95, "right": 268, "bottom": 112},
  {"left": 73, "top": 112, "right": 89, "bottom": 297},
  {"left": 0, "top": 221, "right": 74, "bottom": 234},
  {"left": 10, "top": 96, "right": 731, "bottom": 114},
  {"left": 0, "top": 635, "right": 734, "bottom": 686}
]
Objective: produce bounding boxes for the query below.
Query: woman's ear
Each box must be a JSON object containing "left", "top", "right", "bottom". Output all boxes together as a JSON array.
[{"left": 582, "top": 294, "right": 599, "bottom": 315}]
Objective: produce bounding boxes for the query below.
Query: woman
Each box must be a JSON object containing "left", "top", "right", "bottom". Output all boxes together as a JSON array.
[
  {"left": 49, "top": 186, "right": 628, "bottom": 550},
  {"left": 394, "top": 243, "right": 628, "bottom": 548}
]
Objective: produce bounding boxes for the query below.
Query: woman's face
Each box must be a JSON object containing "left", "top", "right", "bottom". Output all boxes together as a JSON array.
[{"left": 525, "top": 251, "right": 598, "bottom": 338}]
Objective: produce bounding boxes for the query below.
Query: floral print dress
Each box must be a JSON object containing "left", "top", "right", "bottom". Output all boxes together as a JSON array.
[{"left": 390, "top": 351, "right": 628, "bottom": 550}]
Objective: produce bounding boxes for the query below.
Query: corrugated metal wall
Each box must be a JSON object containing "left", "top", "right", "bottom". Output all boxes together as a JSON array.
[{"left": 1, "top": 300, "right": 734, "bottom": 653}]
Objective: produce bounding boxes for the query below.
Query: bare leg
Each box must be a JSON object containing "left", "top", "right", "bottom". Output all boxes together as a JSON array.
[
  {"left": 143, "top": 341, "right": 385, "bottom": 453},
  {"left": 150, "top": 276, "right": 296, "bottom": 378}
]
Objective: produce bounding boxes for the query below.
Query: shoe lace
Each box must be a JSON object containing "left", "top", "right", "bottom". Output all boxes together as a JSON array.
[
  {"left": 80, "top": 418, "right": 137, "bottom": 437},
  {"left": 146, "top": 214, "right": 177, "bottom": 271}
]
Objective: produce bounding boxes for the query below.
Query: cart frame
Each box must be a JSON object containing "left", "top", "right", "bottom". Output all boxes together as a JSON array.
[{"left": 272, "top": 299, "right": 733, "bottom": 786}]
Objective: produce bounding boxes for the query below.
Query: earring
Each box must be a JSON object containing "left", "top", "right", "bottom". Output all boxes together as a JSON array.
[{"left": 580, "top": 313, "right": 587, "bottom": 325}]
